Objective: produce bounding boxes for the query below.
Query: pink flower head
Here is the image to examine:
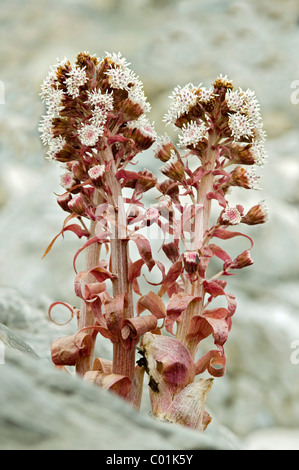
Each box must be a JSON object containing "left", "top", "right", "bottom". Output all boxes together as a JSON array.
[
  {"left": 78, "top": 123, "right": 104, "bottom": 147},
  {"left": 60, "top": 171, "right": 77, "bottom": 191},
  {"left": 88, "top": 164, "right": 106, "bottom": 187},
  {"left": 219, "top": 206, "right": 242, "bottom": 225}
]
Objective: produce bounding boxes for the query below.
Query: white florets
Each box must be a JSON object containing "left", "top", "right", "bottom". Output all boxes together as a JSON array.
[
  {"left": 87, "top": 90, "right": 114, "bottom": 126},
  {"left": 60, "top": 171, "right": 77, "bottom": 190},
  {"left": 46, "top": 136, "right": 66, "bottom": 160},
  {"left": 38, "top": 114, "right": 54, "bottom": 146},
  {"left": 104, "top": 52, "right": 150, "bottom": 113},
  {"left": 221, "top": 206, "right": 242, "bottom": 225},
  {"left": 78, "top": 123, "right": 103, "bottom": 147},
  {"left": 251, "top": 141, "right": 267, "bottom": 166},
  {"left": 65, "top": 66, "right": 88, "bottom": 98},
  {"left": 199, "top": 87, "right": 215, "bottom": 104},
  {"left": 88, "top": 90, "right": 114, "bottom": 110},
  {"left": 228, "top": 112, "right": 254, "bottom": 141},
  {"left": 245, "top": 167, "right": 261, "bottom": 190},
  {"left": 178, "top": 121, "right": 208, "bottom": 148},
  {"left": 126, "top": 116, "right": 157, "bottom": 139},
  {"left": 163, "top": 83, "right": 199, "bottom": 125},
  {"left": 88, "top": 164, "right": 106, "bottom": 180},
  {"left": 225, "top": 90, "right": 245, "bottom": 112}
]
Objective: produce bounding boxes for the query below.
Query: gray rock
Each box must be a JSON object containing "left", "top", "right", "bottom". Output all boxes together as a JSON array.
[
  {"left": 0, "top": 323, "right": 38, "bottom": 358},
  {"left": 0, "top": 0, "right": 299, "bottom": 450},
  {"left": 0, "top": 348, "right": 242, "bottom": 450}
]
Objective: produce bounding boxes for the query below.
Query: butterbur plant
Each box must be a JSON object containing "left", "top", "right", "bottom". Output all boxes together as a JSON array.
[{"left": 39, "top": 52, "right": 268, "bottom": 431}]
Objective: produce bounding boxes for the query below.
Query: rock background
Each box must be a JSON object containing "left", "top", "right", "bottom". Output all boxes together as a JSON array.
[{"left": 0, "top": 0, "right": 299, "bottom": 450}]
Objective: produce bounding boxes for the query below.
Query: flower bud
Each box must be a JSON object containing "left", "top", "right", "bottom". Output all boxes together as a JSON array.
[
  {"left": 72, "top": 161, "right": 87, "bottom": 181},
  {"left": 228, "top": 166, "right": 260, "bottom": 190},
  {"left": 57, "top": 193, "right": 72, "bottom": 212},
  {"left": 242, "top": 201, "right": 269, "bottom": 225},
  {"left": 88, "top": 164, "right": 106, "bottom": 188},
  {"left": 155, "top": 135, "right": 177, "bottom": 162},
  {"left": 183, "top": 251, "right": 200, "bottom": 275},
  {"left": 60, "top": 171, "right": 79, "bottom": 192},
  {"left": 68, "top": 193, "right": 86, "bottom": 216},
  {"left": 160, "top": 154, "right": 185, "bottom": 182},
  {"left": 123, "top": 117, "right": 157, "bottom": 151},
  {"left": 230, "top": 250, "right": 254, "bottom": 269},
  {"left": 213, "top": 74, "right": 234, "bottom": 100}
]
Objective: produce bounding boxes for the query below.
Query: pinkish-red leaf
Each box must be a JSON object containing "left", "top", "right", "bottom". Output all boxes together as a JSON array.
[
  {"left": 206, "top": 190, "right": 227, "bottom": 208},
  {"left": 104, "top": 294, "right": 126, "bottom": 338},
  {"left": 130, "top": 234, "right": 155, "bottom": 271},
  {"left": 121, "top": 315, "right": 158, "bottom": 349},
  {"left": 90, "top": 263, "right": 118, "bottom": 283},
  {"left": 42, "top": 218, "right": 88, "bottom": 259},
  {"left": 84, "top": 371, "right": 132, "bottom": 398},
  {"left": 137, "top": 291, "right": 166, "bottom": 319},
  {"left": 158, "top": 260, "right": 183, "bottom": 297},
  {"left": 73, "top": 232, "right": 110, "bottom": 273},
  {"left": 187, "top": 316, "right": 213, "bottom": 343},
  {"left": 51, "top": 332, "right": 92, "bottom": 366},
  {"left": 48, "top": 301, "right": 79, "bottom": 326},
  {"left": 212, "top": 228, "right": 254, "bottom": 248},
  {"left": 195, "top": 350, "right": 226, "bottom": 378},
  {"left": 209, "top": 244, "right": 232, "bottom": 266},
  {"left": 165, "top": 293, "right": 201, "bottom": 334}
]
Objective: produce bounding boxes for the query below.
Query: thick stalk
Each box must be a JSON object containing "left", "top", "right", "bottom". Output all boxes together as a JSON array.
[
  {"left": 101, "top": 142, "right": 135, "bottom": 380},
  {"left": 176, "top": 131, "right": 218, "bottom": 358},
  {"left": 76, "top": 190, "right": 103, "bottom": 376}
]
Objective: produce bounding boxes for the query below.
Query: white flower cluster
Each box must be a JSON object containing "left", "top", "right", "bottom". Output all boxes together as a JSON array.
[
  {"left": 46, "top": 136, "right": 66, "bottom": 161},
  {"left": 78, "top": 123, "right": 104, "bottom": 147},
  {"left": 87, "top": 90, "right": 114, "bottom": 127},
  {"left": 228, "top": 112, "right": 254, "bottom": 141},
  {"left": 245, "top": 167, "right": 261, "bottom": 190},
  {"left": 105, "top": 52, "right": 151, "bottom": 113},
  {"left": 126, "top": 115, "right": 157, "bottom": 140},
  {"left": 221, "top": 206, "right": 242, "bottom": 225},
  {"left": 163, "top": 83, "right": 198, "bottom": 125},
  {"left": 178, "top": 121, "right": 208, "bottom": 148},
  {"left": 65, "top": 66, "right": 88, "bottom": 99},
  {"left": 226, "top": 87, "right": 267, "bottom": 165},
  {"left": 39, "top": 59, "right": 68, "bottom": 156}
]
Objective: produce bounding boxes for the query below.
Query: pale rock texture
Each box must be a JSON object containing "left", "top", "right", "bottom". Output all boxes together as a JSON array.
[{"left": 0, "top": 0, "right": 299, "bottom": 449}]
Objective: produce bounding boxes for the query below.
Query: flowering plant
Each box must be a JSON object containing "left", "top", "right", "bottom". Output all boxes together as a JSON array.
[{"left": 39, "top": 52, "right": 268, "bottom": 430}]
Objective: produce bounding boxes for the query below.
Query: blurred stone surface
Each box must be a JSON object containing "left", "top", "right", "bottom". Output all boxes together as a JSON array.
[
  {"left": 0, "top": 348, "right": 242, "bottom": 450},
  {"left": 0, "top": 0, "right": 299, "bottom": 450}
]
